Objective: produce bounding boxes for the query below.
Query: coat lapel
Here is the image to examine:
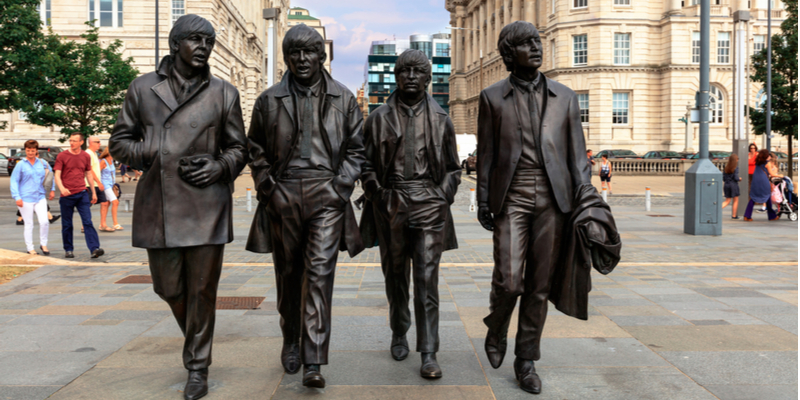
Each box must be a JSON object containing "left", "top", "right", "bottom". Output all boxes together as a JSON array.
[{"left": 151, "top": 80, "right": 179, "bottom": 112}]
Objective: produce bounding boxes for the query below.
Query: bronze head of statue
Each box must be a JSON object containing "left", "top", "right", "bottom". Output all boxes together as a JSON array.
[
  {"left": 283, "top": 24, "right": 327, "bottom": 87},
  {"left": 394, "top": 49, "right": 432, "bottom": 106},
  {"left": 169, "top": 14, "right": 216, "bottom": 78},
  {"left": 498, "top": 21, "right": 542, "bottom": 81}
]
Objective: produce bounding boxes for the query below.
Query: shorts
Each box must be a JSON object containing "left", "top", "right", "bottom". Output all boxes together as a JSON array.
[
  {"left": 103, "top": 187, "right": 118, "bottom": 202},
  {"left": 90, "top": 187, "right": 107, "bottom": 204},
  {"left": 600, "top": 173, "right": 611, "bottom": 182}
]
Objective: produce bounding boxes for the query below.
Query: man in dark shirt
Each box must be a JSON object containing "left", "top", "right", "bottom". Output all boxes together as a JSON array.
[
  {"left": 245, "top": 25, "right": 365, "bottom": 389},
  {"left": 54, "top": 132, "right": 102, "bottom": 259},
  {"left": 359, "top": 49, "right": 462, "bottom": 379},
  {"left": 587, "top": 149, "right": 596, "bottom": 183}
]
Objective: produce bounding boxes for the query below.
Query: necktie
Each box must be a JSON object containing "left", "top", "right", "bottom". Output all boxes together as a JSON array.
[
  {"left": 178, "top": 81, "right": 191, "bottom": 104},
  {"left": 404, "top": 107, "right": 415, "bottom": 180},
  {"left": 300, "top": 87, "right": 313, "bottom": 159},
  {"left": 528, "top": 82, "right": 541, "bottom": 158}
]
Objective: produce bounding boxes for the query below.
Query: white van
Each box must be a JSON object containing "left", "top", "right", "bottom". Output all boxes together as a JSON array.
[{"left": 455, "top": 133, "right": 477, "bottom": 168}]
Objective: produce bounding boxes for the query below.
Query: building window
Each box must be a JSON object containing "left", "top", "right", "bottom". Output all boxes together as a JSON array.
[
  {"left": 753, "top": 35, "right": 766, "bottom": 54},
  {"left": 435, "top": 43, "right": 450, "bottom": 57},
  {"left": 89, "top": 0, "right": 123, "bottom": 27},
  {"left": 755, "top": 88, "right": 767, "bottom": 109},
  {"left": 709, "top": 85, "right": 724, "bottom": 124},
  {"left": 692, "top": 32, "right": 701, "bottom": 63},
  {"left": 18, "top": 111, "right": 28, "bottom": 121},
  {"left": 614, "top": 0, "right": 630, "bottom": 5},
  {"left": 717, "top": 32, "right": 730, "bottom": 63},
  {"left": 372, "top": 44, "right": 396, "bottom": 55},
  {"left": 573, "top": 35, "right": 587, "bottom": 66},
  {"left": 551, "top": 39, "right": 556, "bottom": 69},
  {"left": 613, "top": 33, "right": 630, "bottom": 65},
  {"left": 612, "top": 92, "right": 629, "bottom": 124},
  {"left": 411, "top": 41, "right": 433, "bottom": 59},
  {"left": 36, "top": 0, "right": 51, "bottom": 26},
  {"left": 172, "top": 0, "right": 184, "bottom": 25},
  {"left": 577, "top": 93, "right": 589, "bottom": 123},
  {"left": 552, "top": 0, "right": 556, "bottom": 13},
  {"left": 573, "top": 0, "right": 587, "bottom": 8}
]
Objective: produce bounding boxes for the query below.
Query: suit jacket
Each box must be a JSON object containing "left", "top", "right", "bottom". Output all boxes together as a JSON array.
[
  {"left": 477, "top": 74, "right": 590, "bottom": 215},
  {"left": 245, "top": 70, "right": 366, "bottom": 257},
  {"left": 549, "top": 184, "right": 621, "bottom": 320},
  {"left": 359, "top": 92, "right": 461, "bottom": 250},
  {"left": 109, "top": 56, "right": 247, "bottom": 249}
]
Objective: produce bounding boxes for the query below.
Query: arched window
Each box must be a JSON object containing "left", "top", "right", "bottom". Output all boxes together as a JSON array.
[
  {"left": 709, "top": 85, "right": 724, "bottom": 124},
  {"left": 755, "top": 88, "right": 767, "bottom": 110}
]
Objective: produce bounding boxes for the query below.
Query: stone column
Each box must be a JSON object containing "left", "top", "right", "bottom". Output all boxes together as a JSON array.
[
  {"left": 479, "top": 1, "right": 486, "bottom": 60},
  {"left": 470, "top": 11, "right": 477, "bottom": 67},
  {"left": 452, "top": 18, "right": 460, "bottom": 72},
  {"left": 524, "top": 0, "right": 535, "bottom": 22},
  {"left": 503, "top": 0, "right": 511, "bottom": 25},
  {"left": 512, "top": 0, "right": 521, "bottom": 21},
  {"left": 494, "top": 0, "right": 502, "bottom": 52}
]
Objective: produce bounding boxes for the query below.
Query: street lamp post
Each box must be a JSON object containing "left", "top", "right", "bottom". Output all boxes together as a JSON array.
[
  {"left": 263, "top": 8, "right": 281, "bottom": 89},
  {"left": 765, "top": 0, "right": 773, "bottom": 151},
  {"left": 155, "top": 0, "right": 159, "bottom": 69}
]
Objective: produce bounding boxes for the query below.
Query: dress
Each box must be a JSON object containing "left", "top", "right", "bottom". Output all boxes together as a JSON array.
[
  {"left": 723, "top": 166, "right": 740, "bottom": 198},
  {"left": 750, "top": 164, "right": 771, "bottom": 203}
]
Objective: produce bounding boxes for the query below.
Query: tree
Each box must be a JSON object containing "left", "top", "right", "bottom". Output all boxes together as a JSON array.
[
  {"left": 0, "top": 0, "right": 46, "bottom": 129},
  {"left": 749, "top": 0, "right": 798, "bottom": 143},
  {"left": 20, "top": 22, "right": 139, "bottom": 142}
]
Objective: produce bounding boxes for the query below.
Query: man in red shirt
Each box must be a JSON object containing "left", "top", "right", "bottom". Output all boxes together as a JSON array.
[{"left": 54, "top": 133, "right": 104, "bottom": 258}]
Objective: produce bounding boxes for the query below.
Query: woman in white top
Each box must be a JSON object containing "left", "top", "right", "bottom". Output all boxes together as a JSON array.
[{"left": 599, "top": 154, "right": 613, "bottom": 195}]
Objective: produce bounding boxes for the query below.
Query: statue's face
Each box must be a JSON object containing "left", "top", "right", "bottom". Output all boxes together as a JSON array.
[
  {"left": 396, "top": 64, "right": 430, "bottom": 96},
  {"left": 288, "top": 47, "right": 324, "bottom": 82},
  {"left": 176, "top": 33, "right": 215, "bottom": 69},
  {"left": 512, "top": 29, "right": 542, "bottom": 71}
]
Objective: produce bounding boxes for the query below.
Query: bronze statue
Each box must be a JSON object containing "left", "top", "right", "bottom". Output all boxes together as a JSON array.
[
  {"left": 109, "top": 15, "right": 247, "bottom": 400},
  {"left": 359, "top": 49, "right": 461, "bottom": 379},
  {"left": 245, "top": 24, "right": 365, "bottom": 389},
  {"left": 476, "top": 21, "right": 620, "bottom": 395}
]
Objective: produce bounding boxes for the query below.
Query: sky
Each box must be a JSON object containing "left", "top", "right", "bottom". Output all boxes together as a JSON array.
[{"left": 293, "top": 0, "right": 452, "bottom": 94}]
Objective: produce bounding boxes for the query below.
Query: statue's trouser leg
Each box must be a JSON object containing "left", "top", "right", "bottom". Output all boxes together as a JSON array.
[
  {"left": 147, "top": 244, "right": 225, "bottom": 370},
  {"left": 483, "top": 170, "right": 565, "bottom": 361},
  {"left": 267, "top": 177, "right": 344, "bottom": 365},
  {"left": 379, "top": 184, "right": 447, "bottom": 353}
]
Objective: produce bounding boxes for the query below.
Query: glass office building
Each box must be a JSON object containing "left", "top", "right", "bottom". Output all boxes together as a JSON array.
[{"left": 364, "top": 34, "right": 451, "bottom": 115}]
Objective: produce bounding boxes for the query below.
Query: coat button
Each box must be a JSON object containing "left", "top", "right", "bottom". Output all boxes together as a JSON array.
[
  {"left": 165, "top": 123, "right": 171, "bottom": 128},
  {"left": 285, "top": 135, "right": 291, "bottom": 141},
  {"left": 162, "top": 149, "right": 169, "bottom": 155},
  {"left": 191, "top": 122, "right": 197, "bottom": 128},
  {"left": 189, "top": 146, "right": 195, "bottom": 154}
]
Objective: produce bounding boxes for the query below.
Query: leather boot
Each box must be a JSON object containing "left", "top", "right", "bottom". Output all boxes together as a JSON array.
[
  {"left": 302, "top": 364, "right": 325, "bottom": 388},
  {"left": 184, "top": 368, "right": 208, "bottom": 400},
  {"left": 484, "top": 329, "right": 507, "bottom": 369},
  {"left": 281, "top": 342, "right": 301, "bottom": 374},
  {"left": 420, "top": 352, "right": 442, "bottom": 379},
  {"left": 390, "top": 334, "right": 409, "bottom": 361},
  {"left": 513, "top": 357, "right": 542, "bottom": 394}
]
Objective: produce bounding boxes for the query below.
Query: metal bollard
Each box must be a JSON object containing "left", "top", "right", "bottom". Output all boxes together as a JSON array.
[
  {"left": 246, "top": 187, "right": 252, "bottom": 212},
  {"left": 645, "top": 186, "right": 651, "bottom": 211},
  {"left": 601, "top": 187, "right": 608, "bottom": 202},
  {"left": 469, "top": 188, "right": 477, "bottom": 212},
  {"left": 125, "top": 199, "right": 131, "bottom": 212}
]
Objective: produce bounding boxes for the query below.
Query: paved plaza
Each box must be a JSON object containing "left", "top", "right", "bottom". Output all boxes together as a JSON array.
[{"left": 0, "top": 175, "right": 796, "bottom": 399}]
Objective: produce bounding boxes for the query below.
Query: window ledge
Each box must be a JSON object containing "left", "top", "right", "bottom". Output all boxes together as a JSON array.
[
  {"left": 573, "top": 63, "right": 588, "bottom": 67},
  {"left": 570, "top": 7, "right": 589, "bottom": 15}
]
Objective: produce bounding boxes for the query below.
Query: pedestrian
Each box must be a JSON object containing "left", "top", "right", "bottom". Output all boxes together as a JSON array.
[
  {"left": 54, "top": 133, "right": 104, "bottom": 258},
  {"left": 767, "top": 152, "right": 784, "bottom": 180},
  {"left": 721, "top": 154, "right": 741, "bottom": 219},
  {"left": 743, "top": 149, "right": 779, "bottom": 221},
  {"left": 747, "top": 143, "right": 758, "bottom": 185},
  {"left": 10, "top": 140, "right": 55, "bottom": 255},
  {"left": 586, "top": 149, "right": 595, "bottom": 184},
  {"left": 85, "top": 136, "right": 107, "bottom": 205},
  {"left": 599, "top": 153, "right": 612, "bottom": 194},
  {"left": 119, "top": 163, "right": 132, "bottom": 183},
  {"left": 98, "top": 147, "right": 121, "bottom": 232}
]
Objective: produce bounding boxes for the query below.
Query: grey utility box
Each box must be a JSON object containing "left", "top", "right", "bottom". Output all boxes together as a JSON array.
[{"left": 684, "top": 159, "right": 723, "bottom": 235}]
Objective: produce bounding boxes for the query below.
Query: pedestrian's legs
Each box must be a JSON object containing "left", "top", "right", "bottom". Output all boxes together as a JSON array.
[
  {"left": 722, "top": 198, "right": 731, "bottom": 208},
  {"left": 607, "top": 180, "right": 613, "bottom": 193},
  {"left": 111, "top": 199, "right": 120, "bottom": 226},
  {"left": 17, "top": 201, "right": 35, "bottom": 252},
  {"left": 731, "top": 197, "right": 739, "bottom": 217},
  {"left": 33, "top": 198, "right": 49, "bottom": 249},
  {"left": 59, "top": 195, "right": 76, "bottom": 252},
  {"left": 74, "top": 191, "right": 100, "bottom": 251},
  {"left": 100, "top": 201, "right": 109, "bottom": 228},
  {"left": 743, "top": 199, "right": 756, "bottom": 220},
  {"left": 767, "top": 198, "right": 778, "bottom": 220}
]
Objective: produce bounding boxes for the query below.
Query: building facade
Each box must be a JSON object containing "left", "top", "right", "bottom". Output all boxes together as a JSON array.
[
  {"left": 287, "top": 7, "right": 333, "bottom": 73},
  {"left": 364, "top": 33, "right": 452, "bottom": 115},
  {"left": 0, "top": 0, "right": 290, "bottom": 155},
  {"left": 445, "top": 0, "right": 788, "bottom": 154}
]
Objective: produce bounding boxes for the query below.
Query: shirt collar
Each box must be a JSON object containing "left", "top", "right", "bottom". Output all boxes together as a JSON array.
[
  {"left": 509, "top": 72, "right": 541, "bottom": 93},
  {"left": 293, "top": 76, "right": 323, "bottom": 97},
  {"left": 397, "top": 97, "right": 426, "bottom": 117}
]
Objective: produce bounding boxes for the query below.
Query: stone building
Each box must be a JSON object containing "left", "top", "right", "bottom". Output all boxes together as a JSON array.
[
  {"left": 445, "top": 0, "right": 788, "bottom": 154},
  {"left": 287, "top": 7, "right": 333, "bottom": 73},
  {"left": 0, "top": 0, "right": 290, "bottom": 155}
]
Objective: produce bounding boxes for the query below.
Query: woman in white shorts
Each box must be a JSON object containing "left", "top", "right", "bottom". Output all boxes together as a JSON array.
[
  {"left": 98, "top": 147, "right": 121, "bottom": 232},
  {"left": 10, "top": 140, "right": 55, "bottom": 255}
]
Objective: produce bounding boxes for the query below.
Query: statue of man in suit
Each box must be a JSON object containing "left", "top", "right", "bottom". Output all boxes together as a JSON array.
[
  {"left": 245, "top": 24, "right": 365, "bottom": 389},
  {"left": 110, "top": 15, "right": 247, "bottom": 400},
  {"left": 476, "top": 21, "right": 591, "bottom": 395},
  {"left": 359, "top": 49, "right": 462, "bottom": 379}
]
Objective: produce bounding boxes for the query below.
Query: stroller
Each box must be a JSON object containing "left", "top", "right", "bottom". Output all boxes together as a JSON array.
[{"left": 770, "top": 177, "right": 798, "bottom": 221}]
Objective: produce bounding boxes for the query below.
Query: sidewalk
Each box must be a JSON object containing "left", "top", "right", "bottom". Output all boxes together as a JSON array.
[{"left": 0, "top": 176, "right": 796, "bottom": 399}]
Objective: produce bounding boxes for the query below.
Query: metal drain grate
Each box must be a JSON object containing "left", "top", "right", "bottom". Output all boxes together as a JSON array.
[
  {"left": 216, "top": 297, "right": 266, "bottom": 310},
  {"left": 115, "top": 275, "right": 153, "bottom": 284},
  {"left": 647, "top": 214, "right": 675, "bottom": 217}
]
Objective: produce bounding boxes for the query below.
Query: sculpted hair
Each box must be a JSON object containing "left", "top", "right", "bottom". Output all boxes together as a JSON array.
[
  {"left": 498, "top": 21, "right": 539, "bottom": 72},
  {"left": 394, "top": 49, "right": 432, "bottom": 78},
  {"left": 282, "top": 24, "right": 326, "bottom": 65},
  {"left": 24, "top": 139, "right": 38, "bottom": 150},
  {"left": 169, "top": 14, "right": 216, "bottom": 57},
  {"left": 724, "top": 153, "right": 738, "bottom": 175}
]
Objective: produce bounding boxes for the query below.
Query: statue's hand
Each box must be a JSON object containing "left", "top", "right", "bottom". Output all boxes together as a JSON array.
[
  {"left": 180, "top": 156, "right": 223, "bottom": 188},
  {"left": 478, "top": 206, "right": 494, "bottom": 231}
]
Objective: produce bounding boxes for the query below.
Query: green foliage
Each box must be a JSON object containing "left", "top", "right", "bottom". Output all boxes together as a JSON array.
[
  {"left": 0, "top": 0, "right": 46, "bottom": 129},
  {"left": 749, "top": 0, "right": 798, "bottom": 140},
  {"left": 19, "top": 22, "right": 139, "bottom": 141}
]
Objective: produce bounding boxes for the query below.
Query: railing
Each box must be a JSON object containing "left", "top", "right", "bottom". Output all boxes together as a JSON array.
[{"left": 599, "top": 159, "right": 798, "bottom": 176}]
